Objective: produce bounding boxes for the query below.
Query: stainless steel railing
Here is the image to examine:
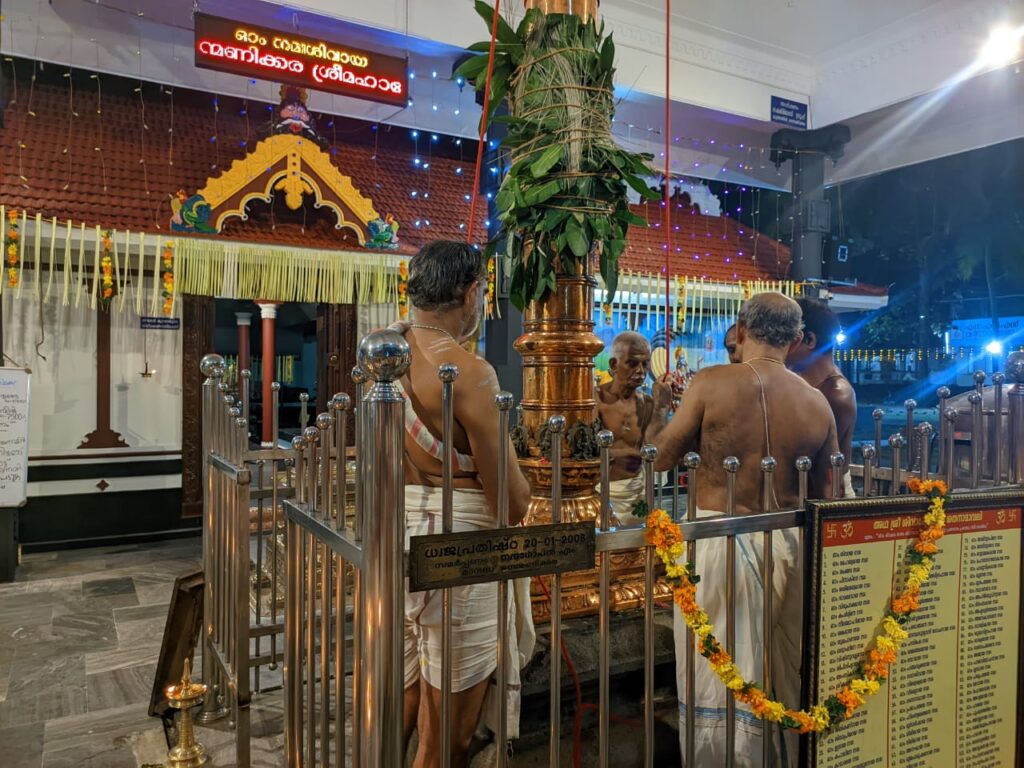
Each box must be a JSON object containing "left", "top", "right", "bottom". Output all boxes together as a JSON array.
[
  {"left": 196, "top": 355, "right": 300, "bottom": 767},
  {"left": 200, "top": 339, "right": 1024, "bottom": 767}
]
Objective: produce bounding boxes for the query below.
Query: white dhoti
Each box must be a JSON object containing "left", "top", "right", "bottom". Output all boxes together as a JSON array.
[
  {"left": 674, "top": 509, "right": 803, "bottom": 767},
  {"left": 606, "top": 474, "right": 645, "bottom": 526},
  {"left": 843, "top": 470, "right": 856, "bottom": 499},
  {"left": 404, "top": 485, "right": 536, "bottom": 738}
]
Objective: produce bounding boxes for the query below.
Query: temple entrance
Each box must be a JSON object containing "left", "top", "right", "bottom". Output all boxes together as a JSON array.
[{"left": 179, "top": 298, "right": 359, "bottom": 517}]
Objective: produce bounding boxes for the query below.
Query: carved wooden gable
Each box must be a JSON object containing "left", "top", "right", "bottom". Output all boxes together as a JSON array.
[{"left": 170, "top": 133, "right": 377, "bottom": 243}]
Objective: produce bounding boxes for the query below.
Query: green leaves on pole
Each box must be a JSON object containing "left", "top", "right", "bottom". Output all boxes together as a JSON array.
[{"left": 456, "top": 2, "right": 658, "bottom": 310}]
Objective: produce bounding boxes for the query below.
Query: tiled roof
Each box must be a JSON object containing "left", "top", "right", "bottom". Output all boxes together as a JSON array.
[
  {"left": 621, "top": 198, "right": 791, "bottom": 282},
  {"left": 0, "top": 63, "right": 788, "bottom": 280},
  {"left": 0, "top": 66, "right": 486, "bottom": 254}
]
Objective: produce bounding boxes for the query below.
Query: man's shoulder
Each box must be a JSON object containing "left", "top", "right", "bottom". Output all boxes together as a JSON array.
[
  {"left": 689, "top": 364, "right": 731, "bottom": 385},
  {"left": 819, "top": 373, "right": 857, "bottom": 412},
  {"left": 450, "top": 351, "right": 499, "bottom": 391}
]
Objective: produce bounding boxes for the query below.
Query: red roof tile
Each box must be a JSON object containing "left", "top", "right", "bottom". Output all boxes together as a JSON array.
[
  {"left": 621, "top": 198, "right": 791, "bottom": 282},
  {"left": 0, "top": 63, "right": 788, "bottom": 280}
]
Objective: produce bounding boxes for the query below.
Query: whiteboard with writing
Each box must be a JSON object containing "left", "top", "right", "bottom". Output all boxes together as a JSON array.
[{"left": 0, "top": 368, "right": 30, "bottom": 507}]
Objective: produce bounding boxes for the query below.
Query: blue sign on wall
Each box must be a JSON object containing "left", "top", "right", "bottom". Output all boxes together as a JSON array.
[
  {"left": 140, "top": 316, "right": 181, "bottom": 330},
  {"left": 771, "top": 96, "right": 808, "bottom": 129}
]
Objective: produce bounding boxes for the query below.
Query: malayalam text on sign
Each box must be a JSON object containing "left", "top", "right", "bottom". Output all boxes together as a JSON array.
[
  {"left": 194, "top": 14, "right": 408, "bottom": 107},
  {"left": 408, "top": 522, "right": 595, "bottom": 591}
]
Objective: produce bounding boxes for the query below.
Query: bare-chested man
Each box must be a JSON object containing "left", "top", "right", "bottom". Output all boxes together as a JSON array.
[
  {"left": 393, "top": 240, "right": 534, "bottom": 768},
  {"left": 787, "top": 297, "right": 858, "bottom": 497},
  {"left": 724, "top": 323, "right": 742, "bottom": 363},
  {"left": 653, "top": 292, "right": 837, "bottom": 767},
  {"left": 596, "top": 332, "right": 673, "bottom": 525}
]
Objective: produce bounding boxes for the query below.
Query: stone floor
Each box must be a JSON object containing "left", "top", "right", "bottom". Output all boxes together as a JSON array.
[
  {"left": 0, "top": 537, "right": 680, "bottom": 767},
  {"left": 0, "top": 536, "right": 289, "bottom": 768}
]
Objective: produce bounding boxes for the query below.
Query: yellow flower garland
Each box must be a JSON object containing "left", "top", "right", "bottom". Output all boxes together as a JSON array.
[
  {"left": 645, "top": 478, "right": 948, "bottom": 734},
  {"left": 99, "top": 230, "right": 114, "bottom": 308},
  {"left": 486, "top": 257, "right": 496, "bottom": 319},
  {"left": 161, "top": 241, "right": 175, "bottom": 316},
  {"left": 5, "top": 209, "right": 19, "bottom": 288},
  {"left": 397, "top": 260, "right": 409, "bottom": 319}
]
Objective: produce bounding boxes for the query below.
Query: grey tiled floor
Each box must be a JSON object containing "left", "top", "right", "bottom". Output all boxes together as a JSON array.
[{"left": 0, "top": 537, "right": 285, "bottom": 767}]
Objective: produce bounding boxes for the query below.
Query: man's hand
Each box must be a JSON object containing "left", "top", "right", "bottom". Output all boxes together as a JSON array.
[
  {"left": 655, "top": 372, "right": 686, "bottom": 404},
  {"left": 609, "top": 446, "right": 642, "bottom": 474}
]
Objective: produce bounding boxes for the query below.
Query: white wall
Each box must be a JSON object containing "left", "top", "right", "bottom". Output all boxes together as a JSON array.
[
  {"left": 2, "top": 277, "right": 183, "bottom": 456},
  {"left": 357, "top": 302, "right": 400, "bottom": 352}
]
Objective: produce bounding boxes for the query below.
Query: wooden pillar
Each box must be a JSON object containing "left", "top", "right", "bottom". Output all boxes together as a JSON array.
[
  {"left": 181, "top": 294, "right": 215, "bottom": 517},
  {"left": 80, "top": 307, "right": 128, "bottom": 449},
  {"left": 316, "top": 303, "right": 358, "bottom": 444},
  {"left": 256, "top": 301, "right": 279, "bottom": 447},
  {"left": 236, "top": 312, "right": 252, "bottom": 375}
]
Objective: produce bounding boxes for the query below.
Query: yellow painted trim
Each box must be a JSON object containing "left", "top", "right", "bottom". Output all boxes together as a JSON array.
[{"left": 198, "top": 134, "right": 378, "bottom": 239}]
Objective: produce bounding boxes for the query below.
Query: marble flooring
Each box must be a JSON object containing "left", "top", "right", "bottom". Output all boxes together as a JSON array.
[
  {"left": 0, "top": 537, "right": 285, "bottom": 767},
  {"left": 0, "top": 537, "right": 677, "bottom": 767}
]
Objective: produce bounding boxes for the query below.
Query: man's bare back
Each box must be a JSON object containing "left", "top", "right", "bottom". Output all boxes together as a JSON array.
[
  {"left": 399, "top": 328, "right": 530, "bottom": 526},
  {"left": 787, "top": 296, "right": 857, "bottom": 475},
  {"left": 812, "top": 374, "right": 856, "bottom": 471},
  {"left": 654, "top": 293, "right": 838, "bottom": 512}
]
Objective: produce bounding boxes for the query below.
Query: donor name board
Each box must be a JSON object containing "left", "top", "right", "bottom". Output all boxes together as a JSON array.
[
  {"left": 408, "top": 522, "right": 596, "bottom": 591},
  {"left": 194, "top": 13, "right": 408, "bottom": 107},
  {"left": 805, "top": 492, "right": 1022, "bottom": 768}
]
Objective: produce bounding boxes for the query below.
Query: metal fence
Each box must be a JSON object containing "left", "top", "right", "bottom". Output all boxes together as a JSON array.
[
  {"left": 196, "top": 357, "right": 296, "bottom": 766},
  {"left": 198, "top": 338, "right": 1024, "bottom": 767}
]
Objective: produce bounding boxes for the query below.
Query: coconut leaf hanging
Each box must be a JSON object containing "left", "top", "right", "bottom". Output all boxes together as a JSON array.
[{"left": 457, "top": 3, "right": 658, "bottom": 311}]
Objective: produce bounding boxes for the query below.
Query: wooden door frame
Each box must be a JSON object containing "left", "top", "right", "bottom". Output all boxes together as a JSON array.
[
  {"left": 316, "top": 303, "right": 358, "bottom": 444},
  {"left": 180, "top": 294, "right": 215, "bottom": 518}
]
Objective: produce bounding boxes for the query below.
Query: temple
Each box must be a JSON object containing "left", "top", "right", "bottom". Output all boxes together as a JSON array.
[{"left": 0, "top": 1, "right": 1021, "bottom": 766}]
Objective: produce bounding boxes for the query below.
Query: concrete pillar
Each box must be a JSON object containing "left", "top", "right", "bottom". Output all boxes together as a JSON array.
[
  {"left": 256, "top": 302, "right": 279, "bottom": 447},
  {"left": 790, "top": 151, "right": 826, "bottom": 281},
  {"left": 769, "top": 124, "right": 851, "bottom": 282}
]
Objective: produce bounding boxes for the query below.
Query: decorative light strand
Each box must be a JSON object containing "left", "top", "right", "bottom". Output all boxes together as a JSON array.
[
  {"left": 91, "top": 73, "right": 107, "bottom": 192},
  {"left": 135, "top": 81, "right": 151, "bottom": 196}
]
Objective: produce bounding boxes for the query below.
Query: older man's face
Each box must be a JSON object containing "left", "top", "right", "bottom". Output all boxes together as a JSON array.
[{"left": 609, "top": 342, "right": 650, "bottom": 390}]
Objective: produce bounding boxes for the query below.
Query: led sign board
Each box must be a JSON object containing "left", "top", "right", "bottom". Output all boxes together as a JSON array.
[{"left": 193, "top": 13, "right": 408, "bottom": 107}]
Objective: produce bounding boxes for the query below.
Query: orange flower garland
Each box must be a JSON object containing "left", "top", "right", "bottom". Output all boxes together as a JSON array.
[
  {"left": 161, "top": 241, "right": 175, "bottom": 316},
  {"left": 645, "top": 479, "right": 948, "bottom": 734},
  {"left": 99, "top": 230, "right": 114, "bottom": 307},
  {"left": 602, "top": 302, "right": 612, "bottom": 325},
  {"left": 5, "top": 210, "right": 19, "bottom": 289},
  {"left": 397, "top": 260, "right": 409, "bottom": 319}
]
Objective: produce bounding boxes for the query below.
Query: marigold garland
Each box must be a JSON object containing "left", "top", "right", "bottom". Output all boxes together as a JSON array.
[
  {"left": 99, "top": 230, "right": 114, "bottom": 308},
  {"left": 486, "top": 257, "right": 496, "bottom": 319},
  {"left": 645, "top": 479, "right": 948, "bottom": 734},
  {"left": 5, "top": 210, "right": 19, "bottom": 289},
  {"left": 602, "top": 302, "right": 612, "bottom": 325},
  {"left": 161, "top": 241, "right": 175, "bottom": 316},
  {"left": 397, "top": 260, "right": 409, "bottom": 319}
]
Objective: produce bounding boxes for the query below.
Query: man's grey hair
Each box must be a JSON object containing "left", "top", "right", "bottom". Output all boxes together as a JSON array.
[
  {"left": 611, "top": 331, "right": 650, "bottom": 358},
  {"left": 737, "top": 293, "right": 803, "bottom": 348}
]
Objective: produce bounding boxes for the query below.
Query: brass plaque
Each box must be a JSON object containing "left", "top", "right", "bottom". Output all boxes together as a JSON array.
[{"left": 408, "top": 522, "right": 595, "bottom": 591}]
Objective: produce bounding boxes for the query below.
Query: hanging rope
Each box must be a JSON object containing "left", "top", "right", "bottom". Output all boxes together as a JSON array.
[{"left": 466, "top": 0, "right": 503, "bottom": 245}]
